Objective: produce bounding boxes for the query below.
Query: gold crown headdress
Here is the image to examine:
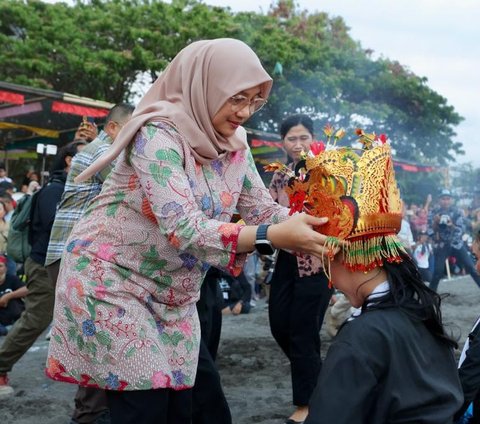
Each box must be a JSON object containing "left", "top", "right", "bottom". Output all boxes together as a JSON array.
[{"left": 266, "top": 126, "right": 406, "bottom": 272}]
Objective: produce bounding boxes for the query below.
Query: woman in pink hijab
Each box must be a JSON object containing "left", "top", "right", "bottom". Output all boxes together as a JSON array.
[{"left": 46, "top": 38, "right": 330, "bottom": 423}]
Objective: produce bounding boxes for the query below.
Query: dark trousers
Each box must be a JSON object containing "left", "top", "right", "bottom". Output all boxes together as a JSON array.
[
  {"left": 106, "top": 387, "right": 192, "bottom": 424},
  {"left": 47, "top": 260, "right": 109, "bottom": 424},
  {"left": 269, "top": 250, "right": 333, "bottom": 406},
  {"left": 418, "top": 267, "right": 432, "bottom": 284},
  {"left": 0, "top": 257, "right": 53, "bottom": 374},
  {"left": 429, "top": 244, "right": 480, "bottom": 292},
  {"left": 192, "top": 271, "right": 231, "bottom": 424}
]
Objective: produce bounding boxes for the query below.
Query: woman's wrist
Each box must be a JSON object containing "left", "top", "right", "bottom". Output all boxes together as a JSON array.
[{"left": 267, "top": 223, "right": 282, "bottom": 249}]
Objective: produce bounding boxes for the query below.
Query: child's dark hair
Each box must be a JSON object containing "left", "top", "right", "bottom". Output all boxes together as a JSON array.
[
  {"left": 280, "top": 114, "right": 314, "bottom": 139},
  {"left": 365, "top": 248, "right": 457, "bottom": 349}
]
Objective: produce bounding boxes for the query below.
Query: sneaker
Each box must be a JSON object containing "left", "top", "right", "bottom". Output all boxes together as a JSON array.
[
  {"left": 0, "top": 324, "right": 8, "bottom": 336},
  {"left": 0, "top": 374, "right": 14, "bottom": 398}
]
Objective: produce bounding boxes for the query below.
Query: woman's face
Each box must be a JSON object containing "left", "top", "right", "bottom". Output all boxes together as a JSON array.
[
  {"left": 212, "top": 85, "right": 262, "bottom": 138},
  {"left": 283, "top": 124, "right": 313, "bottom": 162},
  {"left": 0, "top": 203, "right": 5, "bottom": 219}
]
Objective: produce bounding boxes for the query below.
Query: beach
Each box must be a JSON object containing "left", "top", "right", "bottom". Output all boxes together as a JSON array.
[{"left": 1, "top": 275, "right": 478, "bottom": 424}]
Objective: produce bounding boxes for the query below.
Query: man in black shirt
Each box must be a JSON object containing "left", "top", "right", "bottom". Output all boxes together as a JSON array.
[{"left": 0, "top": 256, "right": 27, "bottom": 335}]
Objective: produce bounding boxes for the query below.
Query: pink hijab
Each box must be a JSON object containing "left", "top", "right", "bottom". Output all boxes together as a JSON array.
[{"left": 75, "top": 38, "right": 273, "bottom": 182}]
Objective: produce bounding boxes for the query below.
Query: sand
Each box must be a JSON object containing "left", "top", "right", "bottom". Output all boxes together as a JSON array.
[{"left": 1, "top": 275, "right": 479, "bottom": 424}]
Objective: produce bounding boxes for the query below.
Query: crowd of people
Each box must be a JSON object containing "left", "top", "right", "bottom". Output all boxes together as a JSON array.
[
  {"left": 399, "top": 189, "right": 480, "bottom": 294},
  {"left": 0, "top": 37, "right": 480, "bottom": 424}
]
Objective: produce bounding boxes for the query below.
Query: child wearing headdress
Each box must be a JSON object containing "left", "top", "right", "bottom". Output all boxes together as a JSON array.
[{"left": 274, "top": 130, "right": 463, "bottom": 423}]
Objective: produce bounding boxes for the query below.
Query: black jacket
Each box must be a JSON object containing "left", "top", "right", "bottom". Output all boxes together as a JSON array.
[
  {"left": 305, "top": 308, "right": 463, "bottom": 424},
  {"left": 29, "top": 170, "right": 67, "bottom": 265}
]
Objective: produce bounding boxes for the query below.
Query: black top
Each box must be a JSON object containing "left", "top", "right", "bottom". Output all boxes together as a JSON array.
[
  {"left": 0, "top": 273, "right": 25, "bottom": 325},
  {"left": 29, "top": 170, "right": 66, "bottom": 265},
  {"left": 218, "top": 271, "right": 251, "bottom": 307},
  {"left": 305, "top": 307, "right": 463, "bottom": 424}
]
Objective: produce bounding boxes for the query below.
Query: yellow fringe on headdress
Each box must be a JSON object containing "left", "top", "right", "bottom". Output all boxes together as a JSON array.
[{"left": 343, "top": 234, "right": 406, "bottom": 272}]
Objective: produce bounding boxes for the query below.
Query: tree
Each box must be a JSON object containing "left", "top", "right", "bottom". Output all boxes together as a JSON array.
[
  {"left": 242, "top": 1, "right": 463, "bottom": 165},
  {"left": 0, "top": 0, "right": 464, "bottom": 165}
]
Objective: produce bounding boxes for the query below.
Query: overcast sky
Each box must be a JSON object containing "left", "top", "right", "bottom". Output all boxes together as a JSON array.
[{"left": 201, "top": 0, "right": 479, "bottom": 166}]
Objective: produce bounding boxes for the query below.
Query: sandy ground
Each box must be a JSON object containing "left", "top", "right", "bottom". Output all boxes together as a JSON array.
[{"left": 1, "top": 275, "right": 479, "bottom": 424}]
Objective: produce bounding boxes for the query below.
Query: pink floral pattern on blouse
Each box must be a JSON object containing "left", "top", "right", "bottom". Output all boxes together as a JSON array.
[
  {"left": 269, "top": 166, "right": 323, "bottom": 277},
  {"left": 46, "top": 122, "right": 289, "bottom": 391}
]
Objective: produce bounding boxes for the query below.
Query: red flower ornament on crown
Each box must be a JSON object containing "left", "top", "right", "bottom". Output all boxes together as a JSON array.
[{"left": 266, "top": 126, "right": 405, "bottom": 272}]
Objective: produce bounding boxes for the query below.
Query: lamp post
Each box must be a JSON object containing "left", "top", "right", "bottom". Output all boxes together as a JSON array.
[{"left": 36, "top": 143, "right": 57, "bottom": 186}]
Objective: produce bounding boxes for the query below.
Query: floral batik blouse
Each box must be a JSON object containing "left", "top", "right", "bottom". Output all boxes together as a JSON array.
[
  {"left": 46, "top": 122, "right": 289, "bottom": 391},
  {"left": 269, "top": 166, "right": 323, "bottom": 277}
]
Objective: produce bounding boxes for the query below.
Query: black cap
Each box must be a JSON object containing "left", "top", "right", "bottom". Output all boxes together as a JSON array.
[{"left": 439, "top": 188, "right": 452, "bottom": 198}]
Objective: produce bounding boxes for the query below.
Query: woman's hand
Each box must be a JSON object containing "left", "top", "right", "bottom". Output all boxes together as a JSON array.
[
  {"left": 268, "top": 213, "right": 335, "bottom": 259},
  {"left": 237, "top": 214, "right": 341, "bottom": 256}
]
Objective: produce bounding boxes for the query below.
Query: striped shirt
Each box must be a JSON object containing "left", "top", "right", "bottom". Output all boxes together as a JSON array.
[{"left": 45, "top": 131, "right": 113, "bottom": 266}]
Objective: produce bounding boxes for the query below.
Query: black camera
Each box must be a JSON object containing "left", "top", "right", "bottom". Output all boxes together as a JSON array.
[{"left": 439, "top": 214, "right": 450, "bottom": 228}]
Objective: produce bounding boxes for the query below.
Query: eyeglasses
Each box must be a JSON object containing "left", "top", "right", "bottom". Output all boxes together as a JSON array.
[{"left": 228, "top": 94, "right": 267, "bottom": 114}]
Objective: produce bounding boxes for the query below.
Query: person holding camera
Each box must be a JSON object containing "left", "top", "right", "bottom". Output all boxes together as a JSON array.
[{"left": 429, "top": 189, "right": 480, "bottom": 292}]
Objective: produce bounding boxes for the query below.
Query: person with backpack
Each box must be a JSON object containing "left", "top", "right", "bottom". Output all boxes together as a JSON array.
[
  {"left": 0, "top": 199, "right": 17, "bottom": 277},
  {"left": 5, "top": 185, "right": 38, "bottom": 272},
  {"left": 0, "top": 141, "right": 85, "bottom": 398}
]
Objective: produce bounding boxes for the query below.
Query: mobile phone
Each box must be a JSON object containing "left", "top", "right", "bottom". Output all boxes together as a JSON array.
[{"left": 81, "top": 116, "right": 95, "bottom": 127}]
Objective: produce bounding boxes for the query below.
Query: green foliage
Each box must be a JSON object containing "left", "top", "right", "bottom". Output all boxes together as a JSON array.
[
  {"left": 395, "top": 168, "right": 442, "bottom": 206},
  {"left": 0, "top": 0, "right": 464, "bottom": 164}
]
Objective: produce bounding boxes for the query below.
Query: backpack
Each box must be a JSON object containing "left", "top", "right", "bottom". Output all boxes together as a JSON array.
[{"left": 6, "top": 192, "right": 37, "bottom": 262}]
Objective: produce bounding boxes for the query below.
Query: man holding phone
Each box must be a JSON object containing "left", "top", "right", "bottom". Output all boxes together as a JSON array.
[{"left": 74, "top": 116, "right": 98, "bottom": 142}]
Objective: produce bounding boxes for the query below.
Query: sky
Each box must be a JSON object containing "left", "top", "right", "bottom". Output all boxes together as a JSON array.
[{"left": 200, "top": 0, "right": 479, "bottom": 166}]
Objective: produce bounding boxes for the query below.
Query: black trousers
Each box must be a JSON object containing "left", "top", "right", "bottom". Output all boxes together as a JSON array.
[
  {"left": 269, "top": 250, "right": 333, "bottom": 406},
  {"left": 192, "top": 269, "right": 231, "bottom": 424},
  {"left": 106, "top": 387, "right": 192, "bottom": 424},
  {"left": 429, "top": 244, "right": 480, "bottom": 292}
]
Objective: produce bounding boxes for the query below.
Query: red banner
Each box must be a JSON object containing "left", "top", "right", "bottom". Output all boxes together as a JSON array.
[
  {"left": 51, "top": 101, "right": 109, "bottom": 118},
  {"left": 250, "top": 138, "right": 282, "bottom": 148},
  {"left": 0, "top": 90, "right": 24, "bottom": 105},
  {"left": 393, "top": 162, "right": 435, "bottom": 172}
]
